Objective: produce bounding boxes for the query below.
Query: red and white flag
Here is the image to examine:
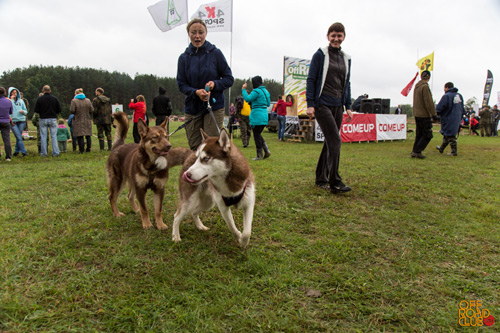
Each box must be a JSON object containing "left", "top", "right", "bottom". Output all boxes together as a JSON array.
[
  {"left": 401, "top": 72, "right": 419, "bottom": 97},
  {"left": 190, "top": 0, "right": 232, "bottom": 32}
]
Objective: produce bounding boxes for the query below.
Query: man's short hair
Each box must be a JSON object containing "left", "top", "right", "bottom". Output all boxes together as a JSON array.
[
  {"left": 444, "top": 82, "right": 454, "bottom": 89},
  {"left": 96, "top": 87, "right": 104, "bottom": 94},
  {"left": 0, "top": 86, "right": 5, "bottom": 96},
  {"left": 421, "top": 71, "right": 431, "bottom": 79},
  {"left": 327, "top": 22, "right": 345, "bottom": 36},
  {"left": 42, "top": 85, "right": 51, "bottom": 93}
]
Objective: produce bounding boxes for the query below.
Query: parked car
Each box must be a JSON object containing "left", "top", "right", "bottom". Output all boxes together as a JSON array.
[{"left": 267, "top": 102, "right": 278, "bottom": 132}]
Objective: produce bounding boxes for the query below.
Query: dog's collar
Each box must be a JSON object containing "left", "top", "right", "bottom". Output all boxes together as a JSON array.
[{"left": 222, "top": 182, "right": 248, "bottom": 207}]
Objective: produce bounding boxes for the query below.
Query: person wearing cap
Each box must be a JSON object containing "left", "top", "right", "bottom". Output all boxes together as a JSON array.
[{"left": 411, "top": 70, "right": 437, "bottom": 159}]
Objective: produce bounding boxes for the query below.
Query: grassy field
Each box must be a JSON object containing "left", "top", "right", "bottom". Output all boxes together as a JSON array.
[{"left": 1, "top": 120, "right": 499, "bottom": 331}]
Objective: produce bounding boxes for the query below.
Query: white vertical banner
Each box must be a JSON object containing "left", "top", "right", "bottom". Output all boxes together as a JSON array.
[
  {"left": 148, "top": 0, "right": 188, "bottom": 32},
  {"left": 497, "top": 91, "right": 500, "bottom": 106},
  {"left": 190, "top": 0, "right": 232, "bottom": 32}
]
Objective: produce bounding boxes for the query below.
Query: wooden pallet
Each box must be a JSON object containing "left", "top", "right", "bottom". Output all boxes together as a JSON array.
[{"left": 290, "top": 119, "right": 315, "bottom": 142}]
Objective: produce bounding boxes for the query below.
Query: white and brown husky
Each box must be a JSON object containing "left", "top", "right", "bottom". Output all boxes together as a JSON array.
[
  {"left": 172, "top": 129, "right": 255, "bottom": 248},
  {"left": 106, "top": 112, "right": 190, "bottom": 230}
]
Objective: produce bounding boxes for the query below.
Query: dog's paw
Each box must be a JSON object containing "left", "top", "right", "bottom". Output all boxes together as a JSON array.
[
  {"left": 142, "top": 222, "right": 154, "bottom": 229},
  {"left": 172, "top": 234, "right": 182, "bottom": 243},
  {"left": 196, "top": 224, "right": 210, "bottom": 231},
  {"left": 156, "top": 222, "right": 168, "bottom": 231},
  {"left": 238, "top": 234, "right": 249, "bottom": 248},
  {"left": 113, "top": 212, "right": 125, "bottom": 218}
]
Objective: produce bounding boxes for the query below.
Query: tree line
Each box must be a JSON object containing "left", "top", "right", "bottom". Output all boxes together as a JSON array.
[{"left": 0, "top": 65, "right": 284, "bottom": 120}]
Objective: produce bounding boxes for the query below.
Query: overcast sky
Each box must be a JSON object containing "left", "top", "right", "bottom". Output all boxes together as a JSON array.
[{"left": 1, "top": 0, "right": 499, "bottom": 107}]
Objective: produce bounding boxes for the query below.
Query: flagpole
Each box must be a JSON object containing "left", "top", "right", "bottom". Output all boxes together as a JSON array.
[{"left": 228, "top": 0, "right": 234, "bottom": 112}]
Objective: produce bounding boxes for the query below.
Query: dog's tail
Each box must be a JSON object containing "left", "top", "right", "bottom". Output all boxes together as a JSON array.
[
  {"left": 111, "top": 111, "right": 129, "bottom": 150},
  {"left": 167, "top": 147, "right": 192, "bottom": 168}
]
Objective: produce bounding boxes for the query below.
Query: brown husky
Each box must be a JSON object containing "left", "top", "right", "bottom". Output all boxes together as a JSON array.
[{"left": 106, "top": 112, "right": 190, "bottom": 229}]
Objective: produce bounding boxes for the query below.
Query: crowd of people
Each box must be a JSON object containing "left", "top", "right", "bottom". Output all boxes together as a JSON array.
[{"left": 0, "top": 19, "right": 498, "bottom": 197}]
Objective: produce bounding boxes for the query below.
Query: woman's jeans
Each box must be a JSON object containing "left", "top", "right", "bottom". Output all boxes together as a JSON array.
[{"left": 11, "top": 121, "right": 27, "bottom": 155}]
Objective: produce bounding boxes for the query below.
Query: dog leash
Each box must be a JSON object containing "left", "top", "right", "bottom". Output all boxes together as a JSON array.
[
  {"left": 205, "top": 85, "right": 221, "bottom": 134},
  {"left": 168, "top": 86, "right": 221, "bottom": 138}
]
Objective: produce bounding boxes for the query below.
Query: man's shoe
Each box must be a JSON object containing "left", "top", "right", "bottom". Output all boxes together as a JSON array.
[
  {"left": 411, "top": 152, "right": 426, "bottom": 159},
  {"left": 315, "top": 183, "right": 330, "bottom": 191},
  {"left": 436, "top": 146, "right": 443, "bottom": 154},
  {"left": 331, "top": 182, "right": 352, "bottom": 194}
]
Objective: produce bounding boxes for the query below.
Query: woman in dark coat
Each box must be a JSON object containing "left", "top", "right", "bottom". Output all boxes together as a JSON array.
[{"left": 70, "top": 88, "right": 94, "bottom": 153}]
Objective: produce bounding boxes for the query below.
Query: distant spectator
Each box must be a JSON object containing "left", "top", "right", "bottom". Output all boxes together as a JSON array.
[
  {"left": 34, "top": 85, "right": 61, "bottom": 157},
  {"left": 352, "top": 94, "right": 368, "bottom": 112},
  {"left": 56, "top": 119, "right": 71, "bottom": 153},
  {"left": 435, "top": 82, "right": 465, "bottom": 156},
  {"left": 235, "top": 96, "right": 251, "bottom": 147},
  {"left": 228, "top": 102, "right": 236, "bottom": 135},
  {"left": 71, "top": 88, "right": 94, "bottom": 153},
  {"left": 129, "top": 95, "right": 147, "bottom": 143},
  {"left": 8, "top": 87, "right": 28, "bottom": 157},
  {"left": 242, "top": 75, "right": 271, "bottom": 160},
  {"left": 479, "top": 105, "right": 492, "bottom": 137},
  {"left": 92, "top": 87, "right": 113, "bottom": 151},
  {"left": 394, "top": 104, "right": 402, "bottom": 115},
  {"left": 411, "top": 70, "right": 437, "bottom": 159},
  {"left": 152, "top": 86, "right": 173, "bottom": 131},
  {"left": 67, "top": 113, "right": 77, "bottom": 151},
  {"left": 276, "top": 95, "right": 293, "bottom": 141},
  {"left": 491, "top": 105, "right": 499, "bottom": 137},
  {"left": 0, "top": 86, "right": 13, "bottom": 161}
]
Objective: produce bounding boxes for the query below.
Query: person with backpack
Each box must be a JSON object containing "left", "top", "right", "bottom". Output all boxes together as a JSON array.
[
  {"left": 242, "top": 76, "right": 271, "bottom": 160},
  {"left": 92, "top": 87, "right": 113, "bottom": 151}
]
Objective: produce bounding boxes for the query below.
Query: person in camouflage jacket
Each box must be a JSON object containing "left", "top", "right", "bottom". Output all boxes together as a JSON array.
[{"left": 92, "top": 87, "right": 113, "bottom": 150}]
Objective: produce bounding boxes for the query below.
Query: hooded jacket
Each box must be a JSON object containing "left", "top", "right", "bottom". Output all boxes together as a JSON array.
[
  {"left": 412, "top": 80, "right": 436, "bottom": 118},
  {"left": 70, "top": 93, "right": 94, "bottom": 137},
  {"left": 306, "top": 46, "right": 352, "bottom": 110},
  {"left": 242, "top": 76, "right": 271, "bottom": 126},
  {"left": 436, "top": 87, "right": 465, "bottom": 136},
  {"left": 8, "top": 87, "right": 28, "bottom": 122},
  {"left": 152, "top": 87, "right": 173, "bottom": 117},
  {"left": 92, "top": 94, "right": 112, "bottom": 124},
  {"left": 177, "top": 40, "right": 234, "bottom": 115}
]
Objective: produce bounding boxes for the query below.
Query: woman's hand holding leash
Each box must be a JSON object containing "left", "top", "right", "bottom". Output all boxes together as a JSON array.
[{"left": 345, "top": 109, "right": 353, "bottom": 122}]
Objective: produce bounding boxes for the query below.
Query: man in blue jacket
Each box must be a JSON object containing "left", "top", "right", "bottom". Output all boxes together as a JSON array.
[{"left": 435, "top": 82, "right": 465, "bottom": 156}]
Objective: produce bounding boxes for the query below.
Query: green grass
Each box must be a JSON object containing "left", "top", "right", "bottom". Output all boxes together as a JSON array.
[{"left": 1, "top": 121, "right": 500, "bottom": 331}]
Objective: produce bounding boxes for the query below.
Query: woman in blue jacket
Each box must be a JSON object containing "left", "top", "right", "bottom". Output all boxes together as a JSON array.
[
  {"left": 306, "top": 22, "right": 353, "bottom": 194},
  {"left": 177, "top": 18, "right": 234, "bottom": 150},
  {"left": 242, "top": 76, "right": 271, "bottom": 160},
  {"left": 8, "top": 87, "right": 28, "bottom": 157}
]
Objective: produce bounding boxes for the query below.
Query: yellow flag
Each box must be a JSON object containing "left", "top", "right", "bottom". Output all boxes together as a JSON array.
[{"left": 416, "top": 52, "right": 434, "bottom": 73}]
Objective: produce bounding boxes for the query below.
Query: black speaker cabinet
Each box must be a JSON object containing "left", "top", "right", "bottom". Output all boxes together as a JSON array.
[
  {"left": 360, "top": 99, "right": 374, "bottom": 113},
  {"left": 381, "top": 99, "right": 391, "bottom": 114}
]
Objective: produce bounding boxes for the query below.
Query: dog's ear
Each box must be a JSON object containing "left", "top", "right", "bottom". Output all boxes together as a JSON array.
[
  {"left": 218, "top": 129, "right": 231, "bottom": 152},
  {"left": 160, "top": 117, "right": 169, "bottom": 135},
  {"left": 200, "top": 128, "right": 209, "bottom": 141},
  {"left": 137, "top": 118, "right": 148, "bottom": 138}
]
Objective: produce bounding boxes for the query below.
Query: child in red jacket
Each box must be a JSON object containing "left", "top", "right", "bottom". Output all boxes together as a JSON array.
[{"left": 129, "top": 95, "right": 146, "bottom": 143}]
